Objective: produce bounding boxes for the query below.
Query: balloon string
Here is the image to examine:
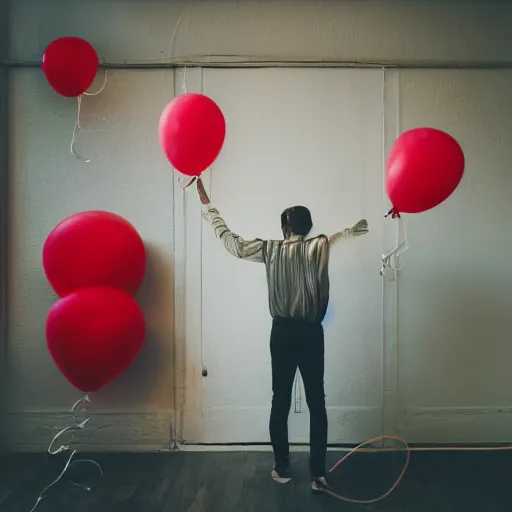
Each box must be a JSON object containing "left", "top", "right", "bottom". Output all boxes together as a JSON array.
[
  {"left": 70, "top": 96, "right": 92, "bottom": 162},
  {"left": 83, "top": 69, "right": 108, "bottom": 97},
  {"left": 381, "top": 211, "right": 409, "bottom": 275},
  {"left": 168, "top": 1, "right": 193, "bottom": 62},
  {"left": 323, "top": 435, "right": 410, "bottom": 504},
  {"left": 28, "top": 395, "right": 103, "bottom": 512},
  {"left": 182, "top": 65, "right": 188, "bottom": 93},
  {"left": 70, "top": 71, "right": 108, "bottom": 162},
  {"left": 394, "top": 215, "right": 409, "bottom": 269}
]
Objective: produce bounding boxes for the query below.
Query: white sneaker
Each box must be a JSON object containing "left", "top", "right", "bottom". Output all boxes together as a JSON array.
[
  {"left": 271, "top": 466, "right": 292, "bottom": 484},
  {"left": 311, "top": 477, "right": 332, "bottom": 494}
]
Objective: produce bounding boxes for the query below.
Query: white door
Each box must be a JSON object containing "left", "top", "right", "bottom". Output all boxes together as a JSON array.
[{"left": 200, "top": 69, "right": 384, "bottom": 443}]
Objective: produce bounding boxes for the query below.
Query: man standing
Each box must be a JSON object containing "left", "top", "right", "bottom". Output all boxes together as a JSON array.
[{"left": 196, "top": 178, "right": 368, "bottom": 493}]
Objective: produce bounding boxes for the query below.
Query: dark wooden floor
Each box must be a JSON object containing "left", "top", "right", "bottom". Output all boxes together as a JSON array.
[{"left": 1, "top": 450, "right": 511, "bottom": 511}]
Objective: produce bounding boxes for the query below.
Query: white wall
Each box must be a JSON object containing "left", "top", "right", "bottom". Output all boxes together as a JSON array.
[
  {"left": 7, "top": 68, "right": 176, "bottom": 450},
  {"left": 5, "top": 0, "right": 512, "bottom": 449},
  {"left": 8, "top": 0, "right": 512, "bottom": 65},
  {"left": 396, "top": 70, "right": 512, "bottom": 442}
]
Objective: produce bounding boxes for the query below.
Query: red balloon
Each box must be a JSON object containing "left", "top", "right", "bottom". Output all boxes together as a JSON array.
[
  {"left": 46, "top": 287, "right": 145, "bottom": 392},
  {"left": 158, "top": 93, "right": 226, "bottom": 176},
  {"left": 42, "top": 37, "right": 99, "bottom": 97},
  {"left": 43, "top": 211, "right": 146, "bottom": 297},
  {"left": 386, "top": 128, "right": 465, "bottom": 215}
]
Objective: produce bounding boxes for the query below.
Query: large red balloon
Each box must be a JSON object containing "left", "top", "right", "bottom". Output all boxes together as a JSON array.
[
  {"left": 42, "top": 37, "right": 99, "bottom": 98},
  {"left": 46, "top": 287, "right": 145, "bottom": 392},
  {"left": 386, "top": 128, "right": 465, "bottom": 215},
  {"left": 158, "top": 93, "right": 226, "bottom": 176},
  {"left": 43, "top": 211, "right": 146, "bottom": 297}
]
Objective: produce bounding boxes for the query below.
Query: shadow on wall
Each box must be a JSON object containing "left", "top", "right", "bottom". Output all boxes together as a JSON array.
[
  {"left": 93, "top": 242, "right": 174, "bottom": 407},
  {"left": 401, "top": 269, "right": 512, "bottom": 405}
]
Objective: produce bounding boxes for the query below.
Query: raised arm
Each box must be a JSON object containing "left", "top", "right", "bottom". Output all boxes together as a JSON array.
[
  {"left": 329, "top": 219, "right": 369, "bottom": 245},
  {"left": 197, "top": 179, "right": 265, "bottom": 263}
]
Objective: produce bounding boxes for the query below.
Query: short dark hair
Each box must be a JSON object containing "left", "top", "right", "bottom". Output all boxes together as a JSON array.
[{"left": 281, "top": 206, "right": 313, "bottom": 238}]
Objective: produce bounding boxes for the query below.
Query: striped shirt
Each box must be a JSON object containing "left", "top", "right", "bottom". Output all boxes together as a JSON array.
[{"left": 203, "top": 205, "right": 368, "bottom": 324}]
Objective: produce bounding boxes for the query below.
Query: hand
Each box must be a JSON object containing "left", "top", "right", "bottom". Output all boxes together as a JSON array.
[
  {"left": 196, "top": 178, "right": 210, "bottom": 205},
  {"left": 352, "top": 219, "right": 368, "bottom": 236}
]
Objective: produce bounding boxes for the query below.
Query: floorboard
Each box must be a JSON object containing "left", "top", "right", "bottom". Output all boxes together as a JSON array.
[{"left": 1, "top": 450, "right": 511, "bottom": 511}]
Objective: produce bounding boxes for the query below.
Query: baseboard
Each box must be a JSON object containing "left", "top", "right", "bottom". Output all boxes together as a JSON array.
[
  {"left": 399, "top": 406, "right": 512, "bottom": 443},
  {"left": 10, "top": 405, "right": 511, "bottom": 452},
  {"left": 199, "top": 405, "right": 383, "bottom": 444},
  {"left": 7, "top": 408, "right": 174, "bottom": 452}
]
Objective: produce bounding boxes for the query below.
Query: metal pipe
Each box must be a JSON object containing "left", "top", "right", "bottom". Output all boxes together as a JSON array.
[{"left": 2, "top": 57, "right": 512, "bottom": 70}]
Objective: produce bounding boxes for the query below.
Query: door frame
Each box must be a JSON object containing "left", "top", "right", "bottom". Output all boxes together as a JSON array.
[
  {"left": 174, "top": 68, "right": 207, "bottom": 443},
  {"left": 174, "top": 67, "right": 401, "bottom": 444}
]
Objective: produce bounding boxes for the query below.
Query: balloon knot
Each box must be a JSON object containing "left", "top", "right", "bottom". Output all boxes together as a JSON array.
[{"left": 385, "top": 207, "right": 401, "bottom": 219}]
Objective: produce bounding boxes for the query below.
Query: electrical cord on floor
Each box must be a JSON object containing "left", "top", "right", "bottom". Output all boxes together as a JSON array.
[
  {"left": 322, "top": 435, "right": 512, "bottom": 504},
  {"left": 324, "top": 435, "right": 410, "bottom": 504}
]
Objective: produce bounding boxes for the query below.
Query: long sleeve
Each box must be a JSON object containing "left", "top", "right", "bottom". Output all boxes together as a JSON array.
[
  {"left": 329, "top": 219, "right": 369, "bottom": 245},
  {"left": 202, "top": 205, "right": 265, "bottom": 263}
]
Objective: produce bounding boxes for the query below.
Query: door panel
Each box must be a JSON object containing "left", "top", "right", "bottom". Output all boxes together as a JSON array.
[{"left": 200, "top": 68, "right": 384, "bottom": 443}]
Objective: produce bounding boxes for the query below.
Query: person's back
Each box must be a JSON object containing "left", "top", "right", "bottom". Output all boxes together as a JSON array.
[
  {"left": 264, "top": 235, "right": 329, "bottom": 324},
  {"left": 195, "top": 178, "right": 368, "bottom": 492}
]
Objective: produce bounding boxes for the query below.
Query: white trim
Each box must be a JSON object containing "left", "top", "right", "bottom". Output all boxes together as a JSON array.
[
  {"left": 381, "top": 69, "right": 400, "bottom": 436},
  {"left": 174, "top": 68, "right": 205, "bottom": 443},
  {"left": 8, "top": 409, "right": 174, "bottom": 452},
  {"left": 399, "top": 406, "right": 512, "bottom": 443}
]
